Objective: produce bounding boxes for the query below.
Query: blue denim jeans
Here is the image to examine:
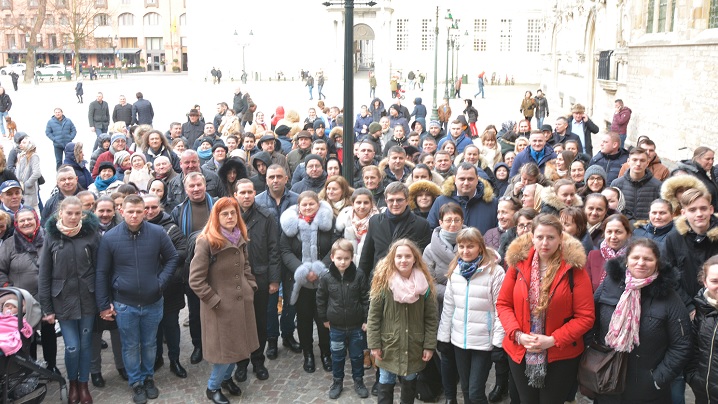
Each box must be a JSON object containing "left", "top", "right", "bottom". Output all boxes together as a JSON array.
[
  {"left": 378, "top": 368, "right": 417, "bottom": 384},
  {"left": 0, "top": 110, "right": 7, "bottom": 135},
  {"left": 114, "top": 298, "right": 164, "bottom": 385},
  {"left": 59, "top": 316, "right": 95, "bottom": 382},
  {"left": 54, "top": 145, "right": 65, "bottom": 169},
  {"left": 308, "top": 86, "right": 314, "bottom": 100},
  {"left": 330, "top": 327, "right": 364, "bottom": 380},
  {"left": 454, "top": 346, "right": 492, "bottom": 404},
  {"left": 671, "top": 375, "right": 685, "bottom": 404},
  {"left": 208, "top": 363, "right": 236, "bottom": 390},
  {"left": 266, "top": 285, "right": 296, "bottom": 340},
  {"left": 535, "top": 117, "right": 544, "bottom": 130},
  {"left": 619, "top": 133, "right": 627, "bottom": 148}
]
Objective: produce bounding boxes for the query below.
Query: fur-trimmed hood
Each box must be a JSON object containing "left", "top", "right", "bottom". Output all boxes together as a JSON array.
[
  {"left": 408, "top": 180, "right": 442, "bottom": 210},
  {"left": 505, "top": 232, "right": 586, "bottom": 270},
  {"left": 661, "top": 174, "right": 710, "bottom": 211},
  {"left": 45, "top": 211, "right": 100, "bottom": 239},
  {"left": 540, "top": 185, "right": 583, "bottom": 211},
  {"left": 441, "top": 175, "right": 495, "bottom": 204},
  {"left": 218, "top": 157, "right": 248, "bottom": 182},
  {"left": 673, "top": 213, "right": 718, "bottom": 241},
  {"left": 377, "top": 156, "right": 415, "bottom": 174},
  {"left": 604, "top": 255, "right": 678, "bottom": 298}
]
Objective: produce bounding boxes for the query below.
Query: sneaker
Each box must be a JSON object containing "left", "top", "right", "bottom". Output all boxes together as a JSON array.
[
  {"left": 144, "top": 378, "right": 159, "bottom": 399},
  {"left": 328, "top": 378, "right": 343, "bottom": 399},
  {"left": 132, "top": 381, "right": 147, "bottom": 404},
  {"left": 354, "top": 378, "right": 369, "bottom": 398}
]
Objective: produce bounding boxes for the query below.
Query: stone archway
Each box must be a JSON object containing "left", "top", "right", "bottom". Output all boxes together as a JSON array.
[{"left": 354, "top": 23, "right": 375, "bottom": 70}]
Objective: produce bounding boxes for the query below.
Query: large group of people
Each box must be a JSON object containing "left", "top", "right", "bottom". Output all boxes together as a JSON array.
[{"left": 0, "top": 83, "right": 717, "bottom": 404}]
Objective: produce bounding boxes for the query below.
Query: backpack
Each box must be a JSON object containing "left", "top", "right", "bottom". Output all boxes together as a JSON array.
[{"left": 414, "top": 354, "right": 443, "bottom": 402}]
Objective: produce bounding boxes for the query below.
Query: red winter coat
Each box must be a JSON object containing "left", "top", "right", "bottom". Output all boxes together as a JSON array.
[{"left": 497, "top": 233, "right": 594, "bottom": 364}]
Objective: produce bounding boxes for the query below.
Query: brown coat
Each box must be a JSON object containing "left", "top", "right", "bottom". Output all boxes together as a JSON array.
[{"left": 189, "top": 236, "right": 259, "bottom": 364}]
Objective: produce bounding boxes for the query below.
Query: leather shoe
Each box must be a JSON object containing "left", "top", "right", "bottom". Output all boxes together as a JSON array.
[
  {"left": 321, "top": 353, "right": 332, "bottom": 372},
  {"left": 303, "top": 353, "right": 316, "bottom": 373},
  {"left": 282, "top": 336, "right": 302, "bottom": 353},
  {"left": 206, "top": 388, "right": 229, "bottom": 404},
  {"left": 266, "top": 338, "right": 278, "bottom": 360},
  {"left": 233, "top": 366, "right": 247, "bottom": 382},
  {"left": 488, "top": 383, "right": 507, "bottom": 402},
  {"left": 154, "top": 356, "right": 164, "bottom": 371},
  {"left": 190, "top": 347, "right": 203, "bottom": 364},
  {"left": 253, "top": 363, "right": 269, "bottom": 380},
  {"left": 169, "top": 360, "right": 187, "bottom": 378},
  {"left": 221, "top": 378, "right": 242, "bottom": 396},
  {"left": 117, "top": 368, "right": 128, "bottom": 381},
  {"left": 90, "top": 373, "right": 105, "bottom": 388}
]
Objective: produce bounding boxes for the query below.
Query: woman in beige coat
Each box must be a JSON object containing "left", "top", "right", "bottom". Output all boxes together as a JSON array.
[{"left": 190, "top": 197, "right": 259, "bottom": 403}]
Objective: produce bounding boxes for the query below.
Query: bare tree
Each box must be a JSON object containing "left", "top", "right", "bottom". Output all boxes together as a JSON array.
[
  {"left": 54, "top": 0, "right": 115, "bottom": 76},
  {"left": 3, "top": 0, "right": 48, "bottom": 83}
]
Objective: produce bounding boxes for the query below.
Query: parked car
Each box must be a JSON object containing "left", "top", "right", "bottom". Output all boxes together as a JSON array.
[
  {"left": 35, "top": 64, "right": 70, "bottom": 76},
  {"left": 0, "top": 63, "right": 26, "bottom": 75}
]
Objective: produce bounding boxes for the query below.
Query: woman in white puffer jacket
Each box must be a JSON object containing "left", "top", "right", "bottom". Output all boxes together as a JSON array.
[{"left": 437, "top": 227, "right": 505, "bottom": 404}]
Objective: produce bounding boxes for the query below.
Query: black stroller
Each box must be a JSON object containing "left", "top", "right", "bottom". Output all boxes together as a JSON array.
[{"left": 0, "top": 287, "right": 67, "bottom": 403}]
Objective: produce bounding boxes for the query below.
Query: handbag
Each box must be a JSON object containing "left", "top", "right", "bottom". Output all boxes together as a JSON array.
[
  {"left": 37, "top": 175, "right": 45, "bottom": 185},
  {"left": 577, "top": 342, "right": 628, "bottom": 395}
]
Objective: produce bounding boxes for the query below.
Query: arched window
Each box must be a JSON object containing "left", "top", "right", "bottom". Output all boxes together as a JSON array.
[
  {"left": 118, "top": 13, "right": 134, "bottom": 26},
  {"left": 143, "top": 12, "right": 161, "bottom": 26},
  {"left": 94, "top": 13, "right": 110, "bottom": 27},
  {"left": 179, "top": 13, "right": 186, "bottom": 26}
]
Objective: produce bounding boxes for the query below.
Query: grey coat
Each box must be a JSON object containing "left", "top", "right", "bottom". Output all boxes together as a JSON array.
[
  {"left": 16, "top": 153, "right": 42, "bottom": 208},
  {"left": 0, "top": 229, "right": 45, "bottom": 297},
  {"left": 422, "top": 228, "right": 454, "bottom": 309}
]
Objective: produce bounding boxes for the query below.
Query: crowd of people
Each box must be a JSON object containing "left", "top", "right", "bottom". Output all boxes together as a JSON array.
[{"left": 0, "top": 83, "right": 717, "bottom": 404}]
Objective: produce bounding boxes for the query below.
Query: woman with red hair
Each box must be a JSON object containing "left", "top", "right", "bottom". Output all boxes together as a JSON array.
[{"left": 190, "top": 197, "right": 259, "bottom": 403}]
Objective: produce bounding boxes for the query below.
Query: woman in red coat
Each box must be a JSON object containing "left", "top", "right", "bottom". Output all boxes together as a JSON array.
[{"left": 497, "top": 213, "right": 594, "bottom": 403}]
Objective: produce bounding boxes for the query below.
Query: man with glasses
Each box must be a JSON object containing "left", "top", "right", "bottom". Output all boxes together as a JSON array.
[{"left": 427, "top": 162, "right": 499, "bottom": 233}]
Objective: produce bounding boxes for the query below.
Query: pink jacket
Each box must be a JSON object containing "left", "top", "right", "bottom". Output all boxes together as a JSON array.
[{"left": 0, "top": 314, "right": 33, "bottom": 355}]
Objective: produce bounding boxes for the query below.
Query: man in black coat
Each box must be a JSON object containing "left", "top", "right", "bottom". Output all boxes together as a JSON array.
[
  {"left": 567, "top": 103, "right": 599, "bottom": 156},
  {"left": 144, "top": 194, "right": 188, "bottom": 379},
  {"left": 610, "top": 148, "right": 661, "bottom": 220},
  {"left": 233, "top": 179, "right": 280, "bottom": 382},
  {"left": 233, "top": 87, "right": 248, "bottom": 118},
  {"left": 131, "top": 91, "right": 154, "bottom": 126},
  {"left": 112, "top": 95, "right": 133, "bottom": 127}
]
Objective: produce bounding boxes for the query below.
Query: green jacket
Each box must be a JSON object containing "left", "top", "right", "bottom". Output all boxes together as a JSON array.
[{"left": 367, "top": 288, "right": 438, "bottom": 376}]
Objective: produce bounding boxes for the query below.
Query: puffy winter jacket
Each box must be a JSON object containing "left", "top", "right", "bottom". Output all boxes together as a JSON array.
[
  {"left": 438, "top": 133, "right": 474, "bottom": 155},
  {"left": 588, "top": 148, "right": 630, "bottom": 184},
  {"left": 316, "top": 263, "right": 369, "bottom": 330},
  {"left": 632, "top": 221, "right": 673, "bottom": 251},
  {"left": 686, "top": 288, "right": 718, "bottom": 403},
  {"left": 681, "top": 159, "right": 718, "bottom": 211},
  {"left": 95, "top": 220, "right": 179, "bottom": 310},
  {"left": 509, "top": 145, "right": 557, "bottom": 178},
  {"left": 45, "top": 115, "right": 77, "bottom": 148},
  {"left": 437, "top": 260, "right": 505, "bottom": 351},
  {"left": 427, "top": 177, "right": 498, "bottom": 234},
  {"left": 610, "top": 170, "right": 661, "bottom": 220},
  {"left": 590, "top": 257, "right": 691, "bottom": 403},
  {"left": 422, "top": 228, "right": 455, "bottom": 308}
]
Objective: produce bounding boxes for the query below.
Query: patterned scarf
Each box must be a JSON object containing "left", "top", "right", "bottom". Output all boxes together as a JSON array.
[
  {"left": 457, "top": 256, "right": 483, "bottom": 281},
  {"left": 56, "top": 218, "right": 82, "bottom": 238},
  {"left": 350, "top": 207, "right": 377, "bottom": 239},
  {"left": 605, "top": 269, "right": 658, "bottom": 352},
  {"left": 599, "top": 240, "right": 627, "bottom": 285},
  {"left": 389, "top": 268, "right": 429, "bottom": 304},
  {"left": 525, "top": 251, "right": 547, "bottom": 388}
]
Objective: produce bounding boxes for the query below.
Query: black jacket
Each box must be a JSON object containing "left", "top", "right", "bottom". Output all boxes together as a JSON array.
[
  {"left": 681, "top": 160, "right": 718, "bottom": 211},
  {"left": 663, "top": 215, "right": 718, "bottom": 311},
  {"left": 166, "top": 168, "right": 224, "bottom": 212},
  {"left": 686, "top": 288, "right": 718, "bottom": 403},
  {"left": 181, "top": 121, "right": 204, "bottom": 148},
  {"left": 148, "top": 212, "right": 187, "bottom": 313},
  {"left": 316, "top": 263, "right": 370, "bottom": 330},
  {"left": 88, "top": 100, "right": 110, "bottom": 127},
  {"left": 112, "top": 103, "right": 133, "bottom": 126},
  {"left": 0, "top": 93, "right": 12, "bottom": 113},
  {"left": 233, "top": 92, "right": 248, "bottom": 117},
  {"left": 610, "top": 170, "right": 662, "bottom": 221},
  {"left": 217, "top": 157, "right": 249, "bottom": 196},
  {"left": 38, "top": 214, "right": 101, "bottom": 320},
  {"left": 131, "top": 98, "right": 154, "bottom": 125},
  {"left": 590, "top": 257, "right": 691, "bottom": 403},
  {"left": 588, "top": 148, "right": 630, "bottom": 184},
  {"left": 95, "top": 220, "right": 179, "bottom": 310},
  {"left": 358, "top": 208, "right": 431, "bottom": 277},
  {"left": 243, "top": 203, "right": 281, "bottom": 283}
]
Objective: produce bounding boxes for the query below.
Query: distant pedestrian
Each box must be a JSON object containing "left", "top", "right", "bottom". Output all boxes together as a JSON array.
[
  {"left": 0, "top": 87, "right": 11, "bottom": 137},
  {"left": 369, "top": 72, "right": 377, "bottom": 99},
  {"left": 45, "top": 108, "right": 78, "bottom": 169},
  {"left": 216, "top": 69, "right": 222, "bottom": 85},
  {"left": 306, "top": 75, "right": 314, "bottom": 100},
  {"left": 454, "top": 77, "right": 462, "bottom": 98},
  {"left": 9, "top": 72, "right": 19, "bottom": 91},
  {"left": 317, "top": 73, "right": 325, "bottom": 100},
  {"left": 610, "top": 99, "right": 632, "bottom": 148},
  {"left": 418, "top": 71, "right": 425, "bottom": 91},
  {"left": 132, "top": 92, "right": 154, "bottom": 126},
  {"left": 474, "top": 71, "right": 485, "bottom": 99},
  {"left": 75, "top": 78, "right": 84, "bottom": 104},
  {"left": 210, "top": 67, "right": 217, "bottom": 84}
]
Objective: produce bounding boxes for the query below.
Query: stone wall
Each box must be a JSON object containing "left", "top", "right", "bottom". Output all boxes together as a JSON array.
[{"left": 627, "top": 43, "right": 718, "bottom": 159}]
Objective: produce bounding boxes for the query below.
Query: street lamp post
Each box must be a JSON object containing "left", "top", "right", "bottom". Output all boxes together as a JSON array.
[
  {"left": 234, "top": 29, "right": 253, "bottom": 83},
  {"left": 443, "top": 10, "right": 453, "bottom": 100},
  {"left": 450, "top": 36, "right": 455, "bottom": 98},
  {"left": 109, "top": 34, "right": 119, "bottom": 78},
  {"left": 430, "top": 6, "right": 439, "bottom": 121}
]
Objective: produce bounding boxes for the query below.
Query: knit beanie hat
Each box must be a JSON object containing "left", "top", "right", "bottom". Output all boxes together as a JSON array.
[
  {"left": 131, "top": 153, "right": 147, "bottom": 164},
  {"left": 110, "top": 133, "right": 127, "bottom": 145},
  {"left": 304, "top": 153, "right": 323, "bottom": 166},
  {"left": 584, "top": 165, "right": 607, "bottom": 183},
  {"left": 428, "top": 120, "right": 441, "bottom": 128},
  {"left": 368, "top": 122, "right": 382, "bottom": 134},
  {"left": 114, "top": 150, "right": 131, "bottom": 166},
  {"left": 313, "top": 120, "right": 325, "bottom": 129}
]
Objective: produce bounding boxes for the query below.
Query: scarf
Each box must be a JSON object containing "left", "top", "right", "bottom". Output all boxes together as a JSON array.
[
  {"left": 704, "top": 289, "right": 718, "bottom": 309},
  {"left": 391, "top": 136, "right": 406, "bottom": 147},
  {"left": 299, "top": 212, "right": 316, "bottom": 224},
  {"left": 525, "top": 251, "right": 547, "bottom": 388},
  {"left": 457, "top": 256, "right": 483, "bottom": 281},
  {"left": 221, "top": 227, "right": 242, "bottom": 246},
  {"left": 529, "top": 147, "right": 545, "bottom": 164},
  {"left": 605, "top": 269, "right": 658, "bottom": 352},
  {"left": 556, "top": 168, "right": 567, "bottom": 178},
  {"left": 198, "top": 148, "right": 212, "bottom": 160},
  {"left": 389, "top": 268, "right": 429, "bottom": 304},
  {"left": 599, "top": 240, "right": 627, "bottom": 285},
  {"left": 56, "top": 217, "right": 82, "bottom": 238},
  {"left": 351, "top": 208, "right": 376, "bottom": 239},
  {"left": 179, "top": 194, "right": 215, "bottom": 235},
  {"left": 386, "top": 206, "right": 410, "bottom": 236},
  {"left": 439, "top": 229, "right": 459, "bottom": 250},
  {"left": 94, "top": 174, "right": 118, "bottom": 192}
]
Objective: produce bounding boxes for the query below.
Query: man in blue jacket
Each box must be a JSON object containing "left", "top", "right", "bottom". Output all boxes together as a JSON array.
[
  {"left": 509, "top": 130, "right": 557, "bottom": 178},
  {"left": 45, "top": 107, "right": 77, "bottom": 169},
  {"left": 96, "top": 195, "right": 179, "bottom": 404},
  {"left": 427, "top": 162, "right": 498, "bottom": 233},
  {"left": 437, "top": 119, "right": 473, "bottom": 154}
]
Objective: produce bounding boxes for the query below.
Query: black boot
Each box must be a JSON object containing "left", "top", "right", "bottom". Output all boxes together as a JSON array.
[
  {"left": 400, "top": 378, "right": 417, "bottom": 404},
  {"left": 377, "top": 382, "right": 395, "bottom": 404},
  {"left": 488, "top": 377, "right": 508, "bottom": 402},
  {"left": 266, "top": 338, "right": 278, "bottom": 360},
  {"left": 303, "top": 352, "right": 315, "bottom": 373},
  {"left": 283, "top": 336, "right": 302, "bottom": 353},
  {"left": 320, "top": 352, "right": 332, "bottom": 372}
]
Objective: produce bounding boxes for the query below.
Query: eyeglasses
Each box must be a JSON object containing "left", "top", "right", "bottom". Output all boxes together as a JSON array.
[
  {"left": 385, "top": 198, "right": 406, "bottom": 205},
  {"left": 517, "top": 223, "right": 533, "bottom": 230},
  {"left": 441, "top": 218, "right": 463, "bottom": 224},
  {"left": 587, "top": 176, "right": 604, "bottom": 182}
]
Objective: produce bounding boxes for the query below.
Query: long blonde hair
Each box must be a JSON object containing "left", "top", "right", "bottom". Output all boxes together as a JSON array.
[
  {"left": 447, "top": 228, "right": 496, "bottom": 277},
  {"left": 532, "top": 214, "right": 564, "bottom": 315},
  {"left": 370, "top": 239, "right": 435, "bottom": 301}
]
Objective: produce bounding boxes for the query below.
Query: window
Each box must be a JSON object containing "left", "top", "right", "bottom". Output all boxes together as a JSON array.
[
  {"left": 143, "top": 12, "right": 160, "bottom": 26},
  {"left": 95, "top": 0, "right": 107, "bottom": 6},
  {"left": 3, "top": 16, "right": 11, "bottom": 27},
  {"left": 421, "top": 18, "right": 434, "bottom": 51},
  {"left": 473, "top": 19, "right": 487, "bottom": 51},
  {"left": 657, "top": 0, "right": 668, "bottom": 32},
  {"left": 45, "top": 14, "right": 53, "bottom": 25},
  {"left": 179, "top": 13, "right": 186, "bottom": 25},
  {"left": 27, "top": 0, "right": 38, "bottom": 7},
  {"left": 646, "top": 0, "right": 655, "bottom": 32},
  {"left": 55, "top": 0, "right": 67, "bottom": 7},
  {"left": 146, "top": 37, "right": 162, "bottom": 50},
  {"left": 94, "top": 37, "right": 111, "bottom": 48},
  {"left": 5, "top": 34, "right": 15, "bottom": 49},
  {"left": 118, "top": 13, "right": 134, "bottom": 26},
  {"left": 120, "top": 37, "right": 137, "bottom": 48},
  {"left": 711, "top": 0, "right": 718, "bottom": 28},
  {"left": 145, "top": 0, "right": 157, "bottom": 6},
  {"left": 0, "top": 0, "right": 11, "bottom": 10},
  {"left": 58, "top": 15, "right": 69, "bottom": 26},
  {"left": 48, "top": 33, "right": 57, "bottom": 48},
  {"left": 597, "top": 50, "right": 613, "bottom": 80},
  {"left": 499, "top": 19, "right": 512, "bottom": 52},
  {"left": 94, "top": 13, "right": 110, "bottom": 27},
  {"left": 526, "top": 19, "right": 541, "bottom": 52},
  {"left": 16, "top": 13, "right": 24, "bottom": 26},
  {"left": 395, "top": 18, "right": 408, "bottom": 51}
]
